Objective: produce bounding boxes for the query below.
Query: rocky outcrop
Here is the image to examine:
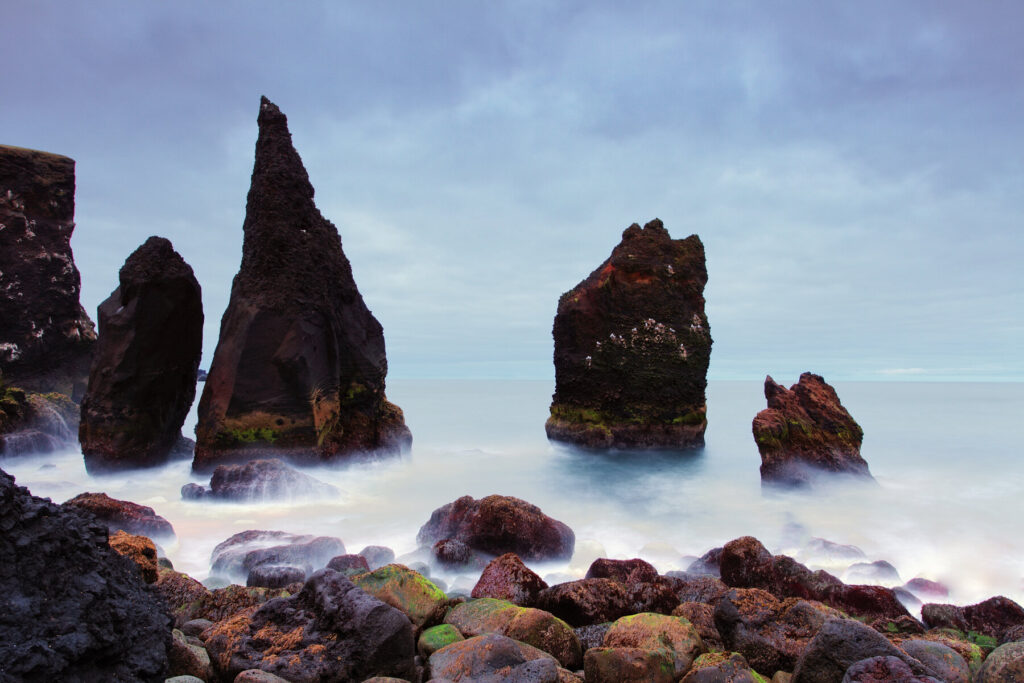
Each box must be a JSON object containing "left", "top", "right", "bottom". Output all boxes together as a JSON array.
[
  {"left": 193, "top": 97, "right": 409, "bottom": 471},
  {"left": 0, "top": 467, "right": 169, "bottom": 680},
  {"left": 0, "top": 145, "right": 96, "bottom": 399},
  {"left": 418, "top": 494, "right": 575, "bottom": 561},
  {"left": 546, "top": 219, "right": 711, "bottom": 449},
  {"left": 183, "top": 457, "right": 338, "bottom": 501},
  {"left": 753, "top": 373, "right": 871, "bottom": 486},
  {"left": 0, "top": 383, "right": 78, "bottom": 456},
  {"left": 79, "top": 236, "right": 203, "bottom": 470},
  {"left": 63, "top": 491, "right": 176, "bottom": 540}
]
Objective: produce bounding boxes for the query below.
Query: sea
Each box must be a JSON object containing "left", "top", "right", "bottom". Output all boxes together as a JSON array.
[{"left": 4, "top": 379, "right": 1023, "bottom": 610}]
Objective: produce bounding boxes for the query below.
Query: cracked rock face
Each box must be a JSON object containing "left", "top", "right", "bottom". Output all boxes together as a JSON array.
[
  {"left": 193, "top": 97, "right": 410, "bottom": 470},
  {"left": 0, "top": 144, "right": 95, "bottom": 399},
  {"left": 546, "top": 218, "right": 712, "bottom": 449}
]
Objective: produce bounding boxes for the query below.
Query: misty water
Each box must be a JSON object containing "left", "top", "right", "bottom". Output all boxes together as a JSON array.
[{"left": 4, "top": 379, "right": 1023, "bottom": 609}]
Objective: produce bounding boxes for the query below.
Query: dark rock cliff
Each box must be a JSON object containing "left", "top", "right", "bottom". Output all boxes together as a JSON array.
[
  {"left": 547, "top": 219, "right": 711, "bottom": 449},
  {"left": 79, "top": 236, "right": 203, "bottom": 470},
  {"left": 193, "top": 97, "right": 409, "bottom": 470}
]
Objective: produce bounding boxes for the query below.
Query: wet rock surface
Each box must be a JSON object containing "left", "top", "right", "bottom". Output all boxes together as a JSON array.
[
  {"left": 79, "top": 236, "right": 202, "bottom": 470},
  {"left": 0, "top": 467, "right": 169, "bottom": 681},
  {"left": 753, "top": 373, "right": 871, "bottom": 487},
  {"left": 546, "top": 218, "right": 711, "bottom": 449},
  {"left": 418, "top": 494, "right": 575, "bottom": 561},
  {"left": 185, "top": 457, "right": 339, "bottom": 501},
  {"left": 193, "top": 97, "right": 410, "bottom": 471},
  {"left": 63, "top": 490, "right": 176, "bottom": 540},
  {"left": 210, "top": 529, "right": 346, "bottom": 584},
  {"left": 0, "top": 386, "right": 79, "bottom": 457},
  {"left": 0, "top": 145, "right": 96, "bottom": 399}
]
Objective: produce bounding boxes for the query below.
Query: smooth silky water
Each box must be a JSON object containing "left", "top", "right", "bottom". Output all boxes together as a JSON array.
[{"left": 4, "top": 379, "right": 1023, "bottom": 607}]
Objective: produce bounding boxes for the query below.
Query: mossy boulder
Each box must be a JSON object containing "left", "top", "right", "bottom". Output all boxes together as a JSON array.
[
  {"left": 584, "top": 646, "right": 676, "bottom": 683},
  {"left": 429, "top": 632, "right": 579, "bottom": 682},
  {"left": 418, "top": 623, "right": 464, "bottom": 658},
  {"left": 681, "top": 651, "right": 770, "bottom": 683},
  {"left": 352, "top": 563, "right": 448, "bottom": 631},
  {"left": 603, "top": 612, "right": 705, "bottom": 679},
  {"left": 445, "top": 597, "right": 583, "bottom": 669}
]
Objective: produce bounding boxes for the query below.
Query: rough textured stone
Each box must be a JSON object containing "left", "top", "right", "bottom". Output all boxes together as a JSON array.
[
  {"left": 0, "top": 467, "right": 169, "bottom": 680},
  {"left": 63, "top": 490, "right": 175, "bottom": 540},
  {"left": 922, "top": 596, "right": 1024, "bottom": 642},
  {"left": 975, "top": 641, "right": 1024, "bottom": 682},
  {"left": 680, "top": 651, "right": 768, "bottom": 683},
  {"left": 840, "top": 656, "right": 941, "bottom": 682},
  {"left": 899, "top": 639, "right": 970, "bottom": 683},
  {"left": 547, "top": 218, "right": 711, "bottom": 449},
  {"left": 791, "top": 617, "right": 936, "bottom": 683},
  {"left": 445, "top": 597, "right": 583, "bottom": 669},
  {"left": 674, "top": 602, "right": 724, "bottom": 651},
  {"left": 473, "top": 552, "right": 549, "bottom": 606},
  {"left": 603, "top": 612, "right": 705, "bottom": 679},
  {"left": 327, "top": 553, "right": 371, "bottom": 576},
  {"left": 537, "top": 578, "right": 632, "bottom": 627},
  {"left": 193, "top": 97, "right": 410, "bottom": 471},
  {"left": 168, "top": 628, "right": 215, "bottom": 682},
  {"left": 433, "top": 537, "right": 474, "bottom": 566},
  {"left": 352, "top": 563, "right": 449, "bottom": 631},
  {"left": 246, "top": 564, "right": 306, "bottom": 588},
  {"left": 753, "top": 373, "right": 871, "bottom": 487},
  {"left": 204, "top": 569, "right": 416, "bottom": 682},
  {"left": 109, "top": 529, "right": 160, "bottom": 583},
  {"left": 419, "top": 623, "right": 464, "bottom": 659},
  {"left": 0, "top": 145, "right": 95, "bottom": 399},
  {"left": 429, "top": 632, "right": 573, "bottom": 682},
  {"left": 586, "top": 557, "right": 659, "bottom": 583},
  {"left": 418, "top": 494, "right": 575, "bottom": 561},
  {"left": 584, "top": 646, "right": 675, "bottom": 683},
  {"left": 79, "top": 236, "right": 202, "bottom": 470}
]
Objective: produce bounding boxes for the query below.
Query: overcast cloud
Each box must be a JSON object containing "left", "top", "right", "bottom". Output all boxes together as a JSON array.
[{"left": 3, "top": 1, "right": 1021, "bottom": 380}]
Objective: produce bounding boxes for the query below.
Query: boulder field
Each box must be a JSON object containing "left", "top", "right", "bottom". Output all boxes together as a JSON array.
[
  {"left": 546, "top": 218, "right": 712, "bottom": 450},
  {"left": 193, "top": 97, "right": 410, "bottom": 471}
]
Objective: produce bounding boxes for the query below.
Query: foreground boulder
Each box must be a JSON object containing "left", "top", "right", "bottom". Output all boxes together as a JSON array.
[
  {"left": 418, "top": 494, "right": 575, "bottom": 561},
  {"left": 753, "top": 373, "right": 871, "bottom": 487},
  {"left": 63, "top": 491, "right": 175, "bottom": 540},
  {"left": 183, "top": 457, "right": 338, "bottom": 501},
  {"left": 193, "top": 97, "right": 410, "bottom": 470},
  {"left": 429, "top": 632, "right": 579, "bottom": 682},
  {"left": 203, "top": 569, "right": 416, "bottom": 681},
  {"left": 0, "top": 467, "right": 169, "bottom": 680},
  {"left": 603, "top": 612, "right": 706, "bottom": 679},
  {"left": 0, "top": 145, "right": 96, "bottom": 399},
  {"left": 79, "top": 236, "right": 202, "bottom": 470},
  {"left": 546, "top": 218, "right": 712, "bottom": 449},
  {"left": 791, "top": 617, "right": 937, "bottom": 682}
]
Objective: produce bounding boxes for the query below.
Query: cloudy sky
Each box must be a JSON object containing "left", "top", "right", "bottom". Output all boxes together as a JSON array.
[{"left": 4, "top": 2, "right": 1022, "bottom": 381}]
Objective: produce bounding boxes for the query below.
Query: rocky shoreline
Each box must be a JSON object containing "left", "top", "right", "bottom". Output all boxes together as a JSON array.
[{"left": 3, "top": 468, "right": 1023, "bottom": 682}]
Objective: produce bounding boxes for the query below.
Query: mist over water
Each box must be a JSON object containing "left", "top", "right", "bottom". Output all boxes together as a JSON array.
[{"left": 4, "top": 379, "right": 1023, "bottom": 608}]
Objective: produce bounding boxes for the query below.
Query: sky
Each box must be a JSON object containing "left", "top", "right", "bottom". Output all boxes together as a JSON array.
[{"left": 3, "top": 1, "right": 1022, "bottom": 381}]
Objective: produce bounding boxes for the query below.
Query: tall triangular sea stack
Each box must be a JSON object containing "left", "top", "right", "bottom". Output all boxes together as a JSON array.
[{"left": 194, "top": 97, "right": 410, "bottom": 470}]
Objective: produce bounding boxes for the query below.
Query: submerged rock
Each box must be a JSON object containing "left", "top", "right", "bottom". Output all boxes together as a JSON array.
[
  {"left": 0, "top": 145, "right": 96, "bottom": 399},
  {"left": 193, "top": 97, "right": 409, "bottom": 471},
  {"left": 418, "top": 494, "right": 575, "bottom": 561},
  {"left": 546, "top": 218, "right": 711, "bottom": 449},
  {"left": 0, "top": 467, "right": 169, "bottom": 680},
  {"left": 184, "top": 457, "right": 339, "bottom": 501},
  {"left": 753, "top": 373, "right": 871, "bottom": 487},
  {"left": 79, "top": 236, "right": 203, "bottom": 470},
  {"left": 210, "top": 529, "right": 346, "bottom": 584}
]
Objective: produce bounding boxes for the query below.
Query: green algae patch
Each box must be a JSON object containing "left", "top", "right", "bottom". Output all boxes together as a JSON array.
[
  {"left": 417, "top": 623, "right": 463, "bottom": 659},
  {"left": 352, "top": 563, "right": 447, "bottom": 630}
]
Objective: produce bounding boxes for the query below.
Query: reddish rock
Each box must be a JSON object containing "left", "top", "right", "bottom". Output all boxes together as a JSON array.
[
  {"left": 429, "top": 632, "right": 575, "bottom": 682},
  {"left": 672, "top": 602, "right": 724, "bottom": 651},
  {"left": 417, "top": 494, "right": 575, "bottom": 561},
  {"left": 536, "top": 578, "right": 632, "bottom": 627},
  {"left": 720, "top": 536, "right": 775, "bottom": 589},
  {"left": 472, "top": 552, "right": 549, "bottom": 606},
  {"left": 669, "top": 574, "right": 730, "bottom": 606},
  {"left": 193, "top": 97, "right": 409, "bottom": 471},
  {"left": 0, "top": 145, "right": 95, "bottom": 399},
  {"left": 433, "top": 538, "right": 474, "bottom": 566},
  {"left": 922, "top": 595, "right": 1024, "bottom": 642},
  {"left": 586, "top": 557, "right": 660, "bottom": 584},
  {"left": 753, "top": 373, "right": 871, "bottom": 487},
  {"left": 156, "top": 568, "right": 212, "bottom": 628},
  {"left": 326, "top": 553, "right": 370, "bottom": 576},
  {"left": 79, "top": 236, "right": 202, "bottom": 470},
  {"left": 108, "top": 530, "right": 159, "bottom": 583},
  {"left": 546, "top": 218, "right": 711, "bottom": 449},
  {"left": 63, "top": 491, "right": 175, "bottom": 540}
]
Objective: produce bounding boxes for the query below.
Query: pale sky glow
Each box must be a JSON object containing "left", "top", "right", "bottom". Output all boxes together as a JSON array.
[{"left": 3, "top": 1, "right": 1022, "bottom": 380}]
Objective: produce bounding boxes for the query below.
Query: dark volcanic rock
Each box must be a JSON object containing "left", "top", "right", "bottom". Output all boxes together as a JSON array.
[
  {"left": 791, "top": 617, "right": 936, "bottom": 683},
  {"left": 0, "top": 467, "right": 169, "bottom": 680},
  {"left": 0, "top": 145, "right": 96, "bottom": 399},
  {"left": 204, "top": 569, "right": 416, "bottom": 682},
  {"left": 198, "top": 457, "right": 339, "bottom": 501},
  {"left": 418, "top": 494, "right": 575, "bottom": 561},
  {"left": 546, "top": 218, "right": 711, "bottom": 449},
  {"left": 64, "top": 490, "right": 175, "bottom": 540},
  {"left": 79, "top": 236, "right": 203, "bottom": 470},
  {"left": 536, "top": 578, "right": 632, "bottom": 627},
  {"left": 193, "top": 97, "right": 410, "bottom": 471},
  {"left": 472, "top": 552, "right": 549, "bottom": 606},
  {"left": 753, "top": 373, "right": 871, "bottom": 487}
]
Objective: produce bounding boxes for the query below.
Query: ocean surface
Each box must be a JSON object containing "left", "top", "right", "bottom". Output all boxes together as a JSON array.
[{"left": 4, "top": 379, "right": 1023, "bottom": 609}]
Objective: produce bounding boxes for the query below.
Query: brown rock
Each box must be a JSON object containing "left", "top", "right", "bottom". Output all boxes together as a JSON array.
[
  {"left": 63, "top": 491, "right": 175, "bottom": 540},
  {"left": 0, "top": 145, "right": 95, "bottom": 399},
  {"left": 193, "top": 97, "right": 410, "bottom": 471},
  {"left": 922, "top": 595, "right": 1024, "bottom": 642},
  {"left": 79, "top": 236, "right": 202, "bottom": 470},
  {"left": 753, "top": 373, "right": 871, "bottom": 487},
  {"left": 547, "top": 218, "right": 711, "bottom": 449},
  {"left": 584, "top": 646, "right": 675, "bottom": 683},
  {"left": 603, "top": 612, "right": 705, "bottom": 679},
  {"left": 418, "top": 494, "right": 575, "bottom": 561},
  {"left": 429, "top": 632, "right": 574, "bottom": 682},
  {"left": 673, "top": 602, "right": 724, "bottom": 651},
  {"left": 108, "top": 530, "right": 159, "bottom": 583},
  {"left": 586, "top": 557, "right": 659, "bottom": 583},
  {"left": 472, "top": 552, "right": 549, "bottom": 606},
  {"left": 537, "top": 578, "right": 632, "bottom": 627}
]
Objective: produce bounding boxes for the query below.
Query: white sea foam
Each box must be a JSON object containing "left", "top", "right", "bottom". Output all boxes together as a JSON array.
[{"left": 3, "top": 379, "right": 1023, "bottom": 608}]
